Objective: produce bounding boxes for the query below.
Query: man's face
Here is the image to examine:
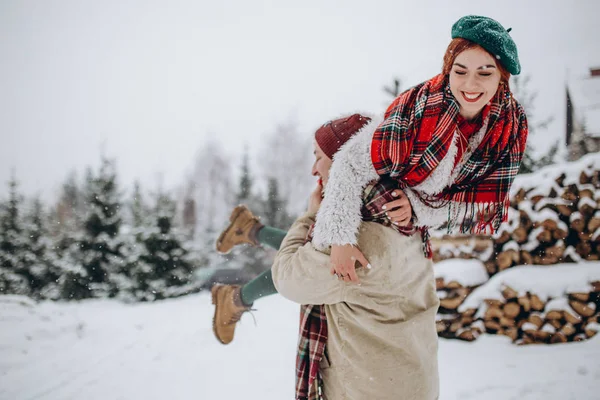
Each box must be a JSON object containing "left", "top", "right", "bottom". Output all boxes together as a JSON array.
[{"left": 311, "top": 142, "right": 333, "bottom": 187}]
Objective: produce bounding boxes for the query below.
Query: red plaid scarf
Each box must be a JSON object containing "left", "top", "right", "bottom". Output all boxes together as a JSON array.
[
  {"left": 372, "top": 74, "right": 528, "bottom": 234},
  {"left": 296, "top": 177, "right": 427, "bottom": 400}
]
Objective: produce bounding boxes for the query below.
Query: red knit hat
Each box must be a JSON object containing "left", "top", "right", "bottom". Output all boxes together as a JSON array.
[{"left": 314, "top": 113, "right": 371, "bottom": 159}]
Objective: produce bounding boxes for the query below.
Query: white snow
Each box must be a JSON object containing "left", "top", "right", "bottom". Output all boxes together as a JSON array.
[
  {"left": 512, "top": 153, "right": 600, "bottom": 194},
  {"left": 434, "top": 259, "right": 489, "bottom": 287},
  {"left": 1, "top": 292, "right": 600, "bottom": 400},
  {"left": 459, "top": 262, "right": 600, "bottom": 311}
]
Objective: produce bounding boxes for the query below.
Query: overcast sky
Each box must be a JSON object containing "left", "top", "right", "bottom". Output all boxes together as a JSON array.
[{"left": 1, "top": 0, "right": 599, "bottom": 199}]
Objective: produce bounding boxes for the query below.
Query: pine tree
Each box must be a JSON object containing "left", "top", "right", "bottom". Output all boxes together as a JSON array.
[
  {"left": 135, "top": 192, "right": 198, "bottom": 301},
  {"left": 0, "top": 174, "right": 29, "bottom": 295},
  {"left": 21, "top": 197, "right": 61, "bottom": 299},
  {"left": 60, "top": 157, "right": 125, "bottom": 299},
  {"left": 263, "top": 177, "right": 291, "bottom": 230}
]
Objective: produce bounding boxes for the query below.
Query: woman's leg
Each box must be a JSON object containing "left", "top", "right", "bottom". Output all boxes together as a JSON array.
[{"left": 239, "top": 226, "right": 287, "bottom": 305}]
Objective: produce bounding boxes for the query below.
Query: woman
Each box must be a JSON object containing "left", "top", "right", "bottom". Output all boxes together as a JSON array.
[{"left": 315, "top": 15, "right": 529, "bottom": 283}]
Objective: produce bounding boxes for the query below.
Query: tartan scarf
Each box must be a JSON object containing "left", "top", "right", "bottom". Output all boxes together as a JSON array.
[
  {"left": 295, "top": 177, "right": 427, "bottom": 400},
  {"left": 371, "top": 74, "right": 528, "bottom": 234}
]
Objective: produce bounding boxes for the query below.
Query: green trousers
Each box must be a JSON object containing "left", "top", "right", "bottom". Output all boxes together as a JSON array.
[{"left": 239, "top": 226, "right": 287, "bottom": 306}]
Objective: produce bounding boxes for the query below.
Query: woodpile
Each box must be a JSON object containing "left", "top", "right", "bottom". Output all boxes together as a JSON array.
[
  {"left": 439, "top": 283, "right": 600, "bottom": 345},
  {"left": 431, "top": 155, "right": 600, "bottom": 344},
  {"left": 486, "top": 165, "right": 600, "bottom": 275}
]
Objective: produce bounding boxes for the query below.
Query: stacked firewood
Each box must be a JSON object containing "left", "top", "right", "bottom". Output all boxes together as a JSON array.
[
  {"left": 486, "top": 164, "right": 600, "bottom": 275},
  {"left": 447, "top": 282, "right": 600, "bottom": 344},
  {"left": 435, "top": 276, "right": 479, "bottom": 340}
]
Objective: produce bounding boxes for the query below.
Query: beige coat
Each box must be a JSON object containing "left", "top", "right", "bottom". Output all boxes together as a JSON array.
[{"left": 272, "top": 212, "right": 440, "bottom": 400}]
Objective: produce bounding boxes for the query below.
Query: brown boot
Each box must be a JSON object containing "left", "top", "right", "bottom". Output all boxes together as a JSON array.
[
  {"left": 215, "top": 205, "right": 263, "bottom": 254},
  {"left": 211, "top": 284, "right": 252, "bottom": 345}
]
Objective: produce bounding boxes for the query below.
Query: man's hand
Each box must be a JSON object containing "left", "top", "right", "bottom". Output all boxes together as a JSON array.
[
  {"left": 382, "top": 190, "right": 413, "bottom": 227},
  {"left": 330, "top": 244, "right": 371, "bottom": 284},
  {"left": 307, "top": 181, "right": 323, "bottom": 215}
]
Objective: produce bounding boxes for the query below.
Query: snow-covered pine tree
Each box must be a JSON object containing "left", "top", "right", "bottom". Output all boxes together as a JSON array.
[
  {"left": 263, "top": 176, "right": 292, "bottom": 230},
  {"left": 0, "top": 174, "right": 29, "bottom": 296},
  {"left": 21, "top": 197, "right": 61, "bottom": 299},
  {"left": 61, "top": 157, "right": 125, "bottom": 299},
  {"left": 135, "top": 191, "right": 198, "bottom": 301}
]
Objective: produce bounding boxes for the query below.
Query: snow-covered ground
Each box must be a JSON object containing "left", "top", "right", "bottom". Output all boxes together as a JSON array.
[{"left": 1, "top": 291, "right": 599, "bottom": 400}]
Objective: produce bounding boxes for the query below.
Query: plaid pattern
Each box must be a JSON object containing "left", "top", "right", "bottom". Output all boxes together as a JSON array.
[
  {"left": 372, "top": 74, "right": 528, "bottom": 234},
  {"left": 296, "top": 178, "right": 430, "bottom": 400}
]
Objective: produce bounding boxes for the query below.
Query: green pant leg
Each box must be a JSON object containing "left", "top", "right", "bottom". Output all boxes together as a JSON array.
[{"left": 239, "top": 226, "right": 287, "bottom": 306}]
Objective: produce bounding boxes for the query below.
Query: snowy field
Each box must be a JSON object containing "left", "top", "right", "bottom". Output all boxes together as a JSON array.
[{"left": 1, "top": 289, "right": 599, "bottom": 400}]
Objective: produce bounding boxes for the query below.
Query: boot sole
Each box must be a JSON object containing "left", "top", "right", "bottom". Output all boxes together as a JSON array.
[
  {"left": 211, "top": 285, "right": 229, "bottom": 345},
  {"left": 215, "top": 205, "right": 250, "bottom": 255}
]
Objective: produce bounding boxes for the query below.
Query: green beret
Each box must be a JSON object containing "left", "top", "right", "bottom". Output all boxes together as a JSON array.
[{"left": 451, "top": 15, "right": 521, "bottom": 75}]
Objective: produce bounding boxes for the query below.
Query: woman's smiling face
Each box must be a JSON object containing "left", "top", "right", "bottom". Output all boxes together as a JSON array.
[{"left": 449, "top": 46, "right": 502, "bottom": 120}]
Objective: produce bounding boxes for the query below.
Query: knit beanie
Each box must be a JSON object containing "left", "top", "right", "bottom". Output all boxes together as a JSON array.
[
  {"left": 315, "top": 113, "right": 371, "bottom": 159},
  {"left": 451, "top": 15, "right": 521, "bottom": 75}
]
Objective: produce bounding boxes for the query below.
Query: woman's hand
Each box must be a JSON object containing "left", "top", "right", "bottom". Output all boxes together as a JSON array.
[
  {"left": 330, "top": 244, "right": 371, "bottom": 284},
  {"left": 307, "top": 181, "right": 323, "bottom": 215},
  {"left": 383, "top": 190, "right": 413, "bottom": 227}
]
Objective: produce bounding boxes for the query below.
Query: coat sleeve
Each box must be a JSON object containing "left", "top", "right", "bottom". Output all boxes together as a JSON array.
[
  {"left": 271, "top": 212, "right": 348, "bottom": 305},
  {"left": 311, "top": 115, "right": 382, "bottom": 251}
]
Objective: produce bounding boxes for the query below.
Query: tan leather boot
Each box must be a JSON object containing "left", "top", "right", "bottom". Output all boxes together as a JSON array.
[
  {"left": 211, "top": 284, "right": 252, "bottom": 345},
  {"left": 215, "top": 205, "right": 263, "bottom": 254}
]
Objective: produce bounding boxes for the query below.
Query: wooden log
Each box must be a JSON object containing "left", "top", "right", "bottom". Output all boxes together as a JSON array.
[
  {"left": 573, "top": 333, "right": 587, "bottom": 342},
  {"left": 569, "top": 292, "right": 590, "bottom": 302},
  {"left": 546, "top": 309, "right": 563, "bottom": 320},
  {"left": 576, "top": 241, "right": 593, "bottom": 259},
  {"left": 484, "top": 260, "right": 498, "bottom": 276},
  {"left": 435, "top": 277, "right": 445, "bottom": 290},
  {"left": 518, "top": 295, "right": 531, "bottom": 313},
  {"left": 495, "top": 230, "right": 511, "bottom": 245},
  {"left": 440, "top": 296, "right": 466, "bottom": 311},
  {"left": 457, "top": 329, "right": 479, "bottom": 342},
  {"left": 584, "top": 325, "right": 599, "bottom": 338},
  {"left": 512, "top": 227, "right": 529, "bottom": 244},
  {"left": 553, "top": 226, "right": 569, "bottom": 240},
  {"left": 547, "top": 319, "right": 564, "bottom": 330},
  {"left": 535, "top": 227, "right": 553, "bottom": 243},
  {"left": 500, "top": 316, "right": 516, "bottom": 328},
  {"left": 462, "top": 308, "right": 477, "bottom": 318},
  {"left": 484, "top": 299, "right": 505, "bottom": 308},
  {"left": 503, "top": 302, "right": 521, "bottom": 319},
  {"left": 571, "top": 213, "right": 586, "bottom": 234},
  {"left": 529, "top": 329, "right": 551, "bottom": 342},
  {"left": 588, "top": 214, "right": 600, "bottom": 233},
  {"left": 550, "top": 332, "right": 568, "bottom": 344},
  {"left": 485, "top": 305, "right": 504, "bottom": 320},
  {"left": 497, "top": 249, "right": 519, "bottom": 271},
  {"left": 569, "top": 300, "right": 596, "bottom": 318},
  {"left": 484, "top": 320, "right": 501, "bottom": 332},
  {"left": 579, "top": 170, "right": 593, "bottom": 184},
  {"left": 445, "top": 280, "right": 463, "bottom": 290},
  {"left": 516, "top": 334, "right": 535, "bottom": 345},
  {"left": 530, "top": 294, "right": 545, "bottom": 311},
  {"left": 592, "top": 281, "right": 600, "bottom": 293},
  {"left": 560, "top": 322, "right": 576, "bottom": 337},
  {"left": 436, "top": 320, "right": 448, "bottom": 334},
  {"left": 556, "top": 203, "right": 573, "bottom": 217},
  {"left": 527, "top": 313, "right": 544, "bottom": 329},
  {"left": 533, "top": 253, "right": 559, "bottom": 265},
  {"left": 449, "top": 320, "right": 463, "bottom": 333},
  {"left": 520, "top": 250, "right": 534, "bottom": 265},
  {"left": 545, "top": 243, "right": 565, "bottom": 259},
  {"left": 564, "top": 307, "right": 583, "bottom": 325},
  {"left": 578, "top": 231, "right": 593, "bottom": 242},
  {"left": 502, "top": 286, "right": 519, "bottom": 301},
  {"left": 500, "top": 327, "right": 518, "bottom": 341}
]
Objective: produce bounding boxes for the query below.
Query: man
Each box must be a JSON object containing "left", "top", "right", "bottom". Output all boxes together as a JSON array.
[{"left": 212, "top": 114, "right": 439, "bottom": 399}]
